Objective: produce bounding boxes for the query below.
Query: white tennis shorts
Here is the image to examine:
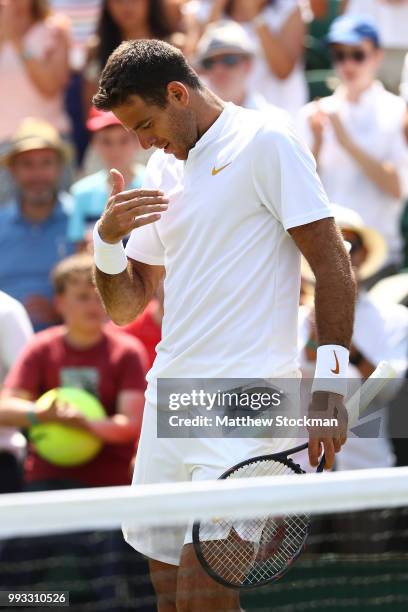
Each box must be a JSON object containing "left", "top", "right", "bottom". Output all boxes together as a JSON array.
[{"left": 122, "top": 394, "right": 298, "bottom": 566}]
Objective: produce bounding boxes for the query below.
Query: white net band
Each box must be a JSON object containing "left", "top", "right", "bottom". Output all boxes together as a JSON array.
[{"left": 1, "top": 466, "right": 408, "bottom": 537}]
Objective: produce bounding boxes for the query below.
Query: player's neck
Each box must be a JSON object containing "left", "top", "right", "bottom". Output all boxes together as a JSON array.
[
  {"left": 64, "top": 327, "right": 104, "bottom": 350},
  {"left": 193, "top": 89, "right": 226, "bottom": 142}
]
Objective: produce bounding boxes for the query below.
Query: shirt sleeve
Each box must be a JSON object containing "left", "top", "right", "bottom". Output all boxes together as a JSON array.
[
  {"left": 3, "top": 337, "right": 45, "bottom": 396},
  {"left": 251, "top": 122, "right": 332, "bottom": 230},
  {"left": 125, "top": 153, "right": 165, "bottom": 265}
]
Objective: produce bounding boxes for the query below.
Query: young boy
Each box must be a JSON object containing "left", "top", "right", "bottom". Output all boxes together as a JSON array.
[
  {"left": 67, "top": 107, "right": 145, "bottom": 251},
  {"left": 0, "top": 253, "right": 147, "bottom": 490}
]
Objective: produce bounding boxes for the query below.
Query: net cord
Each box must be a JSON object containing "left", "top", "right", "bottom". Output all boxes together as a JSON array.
[{"left": 0, "top": 466, "right": 407, "bottom": 538}]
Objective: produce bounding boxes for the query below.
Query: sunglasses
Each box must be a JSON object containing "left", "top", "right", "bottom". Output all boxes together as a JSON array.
[
  {"left": 331, "top": 48, "right": 368, "bottom": 64},
  {"left": 201, "top": 54, "right": 246, "bottom": 70}
]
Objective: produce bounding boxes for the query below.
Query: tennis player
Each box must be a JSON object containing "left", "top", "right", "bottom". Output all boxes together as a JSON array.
[{"left": 92, "top": 40, "right": 356, "bottom": 612}]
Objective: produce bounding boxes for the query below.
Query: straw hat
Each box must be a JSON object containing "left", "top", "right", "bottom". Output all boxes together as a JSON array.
[
  {"left": 1, "top": 118, "right": 72, "bottom": 165},
  {"left": 302, "top": 204, "right": 387, "bottom": 282}
]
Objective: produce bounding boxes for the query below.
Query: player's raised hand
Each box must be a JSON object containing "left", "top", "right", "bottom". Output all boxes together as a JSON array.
[{"left": 97, "top": 168, "right": 169, "bottom": 244}]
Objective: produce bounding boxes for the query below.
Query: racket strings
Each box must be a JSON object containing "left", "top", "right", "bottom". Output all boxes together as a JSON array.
[{"left": 196, "top": 458, "right": 310, "bottom": 587}]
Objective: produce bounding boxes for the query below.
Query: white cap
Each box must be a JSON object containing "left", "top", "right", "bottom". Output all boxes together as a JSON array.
[{"left": 196, "top": 20, "right": 255, "bottom": 64}]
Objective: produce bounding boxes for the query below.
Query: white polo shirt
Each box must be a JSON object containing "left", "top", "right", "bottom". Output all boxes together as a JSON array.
[
  {"left": 298, "top": 81, "right": 408, "bottom": 263},
  {"left": 126, "top": 103, "right": 332, "bottom": 405}
]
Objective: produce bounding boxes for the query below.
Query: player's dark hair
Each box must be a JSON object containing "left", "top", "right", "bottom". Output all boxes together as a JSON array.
[{"left": 93, "top": 39, "right": 203, "bottom": 110}]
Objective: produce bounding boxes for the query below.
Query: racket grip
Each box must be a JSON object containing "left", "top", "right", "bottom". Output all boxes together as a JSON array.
[{"left": 317, "top": 456, "right": 325, "bottom": 472}]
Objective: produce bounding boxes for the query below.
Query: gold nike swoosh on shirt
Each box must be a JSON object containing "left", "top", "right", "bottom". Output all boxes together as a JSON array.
[
  {"left": 212, "top": 162, "right": 232, "bottom": 176},
  {"left": 331, "top": 350, "right": 340, "bottom": 375}
]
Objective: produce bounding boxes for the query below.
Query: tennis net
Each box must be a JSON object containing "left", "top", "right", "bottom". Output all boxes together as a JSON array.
[{"left": 0, "top": 467, "right": 407, "bottom": 611}]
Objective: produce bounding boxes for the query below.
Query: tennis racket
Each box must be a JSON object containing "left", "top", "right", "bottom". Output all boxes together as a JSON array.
[{"left": 192, "top": 361, "right": 396, "bottom": 589}]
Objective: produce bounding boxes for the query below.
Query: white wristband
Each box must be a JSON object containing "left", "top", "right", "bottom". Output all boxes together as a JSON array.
[
  {"left": 93, "top": 223, "right": 128, "bottom": 275},
  {"left": 311, "top": 344, "right": 349, "bottom": 397}
]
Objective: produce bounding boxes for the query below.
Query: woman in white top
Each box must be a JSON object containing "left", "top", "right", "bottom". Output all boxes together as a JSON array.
[
  {"left": 201, "top": 0, "right": 308, "bottom": 115},
  {"left": 0, "top": 0, "right": 71, "bottom": 140},
  {"left": 0, "top": 0, "right": 71, "bottom": 203}
]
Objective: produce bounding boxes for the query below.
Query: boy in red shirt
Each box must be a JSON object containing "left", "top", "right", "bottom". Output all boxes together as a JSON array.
[{"left": 0, "top": 253, "right": 147, "bottom": 489}]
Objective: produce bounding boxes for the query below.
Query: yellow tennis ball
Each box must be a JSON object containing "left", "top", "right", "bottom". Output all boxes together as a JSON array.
[{"left": 29, "top": 388, "right": 106, "bottom": 467}]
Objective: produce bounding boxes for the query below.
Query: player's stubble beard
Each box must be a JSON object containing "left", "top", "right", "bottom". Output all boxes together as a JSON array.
[{"left": 166, "top": 105, "right": 198, "bottom": 160}]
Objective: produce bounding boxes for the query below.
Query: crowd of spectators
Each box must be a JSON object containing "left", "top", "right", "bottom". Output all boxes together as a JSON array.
[{"left": 0, "top": 0, "right": 408, "bottom": 601}]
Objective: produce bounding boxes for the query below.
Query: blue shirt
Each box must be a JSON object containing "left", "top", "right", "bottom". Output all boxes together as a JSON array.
[
  {"left": 68, "top": 168, "right": 144, "bottom": 242},
  {"left": 0, "top": 195, "right": 74, "bottom": 329}
]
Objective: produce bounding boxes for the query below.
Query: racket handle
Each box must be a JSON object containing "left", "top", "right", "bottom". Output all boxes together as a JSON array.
[{"left": 317, "top": 456, "right": 325, "bottom": 472}]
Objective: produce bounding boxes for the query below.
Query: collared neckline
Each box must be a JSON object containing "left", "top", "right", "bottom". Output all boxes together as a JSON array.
[{"left": 187, "top": 102, "right": 237, "bottom": 161}]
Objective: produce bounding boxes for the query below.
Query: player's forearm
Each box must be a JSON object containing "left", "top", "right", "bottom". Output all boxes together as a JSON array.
[
  {"left": 314, "top": 255, "right": 356, "bottom": 348},
  {"left": 94, "top": 263, "right": 148, "bottom": 326},
  {"left": 290, "top": 219, "right": 356, "bottom": 348},
  {"left": 344, "top": 141, "right": 402, "bottom": 199},
  {"left": 86, "top": 415, "right": 138, "bottom": 444}
]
